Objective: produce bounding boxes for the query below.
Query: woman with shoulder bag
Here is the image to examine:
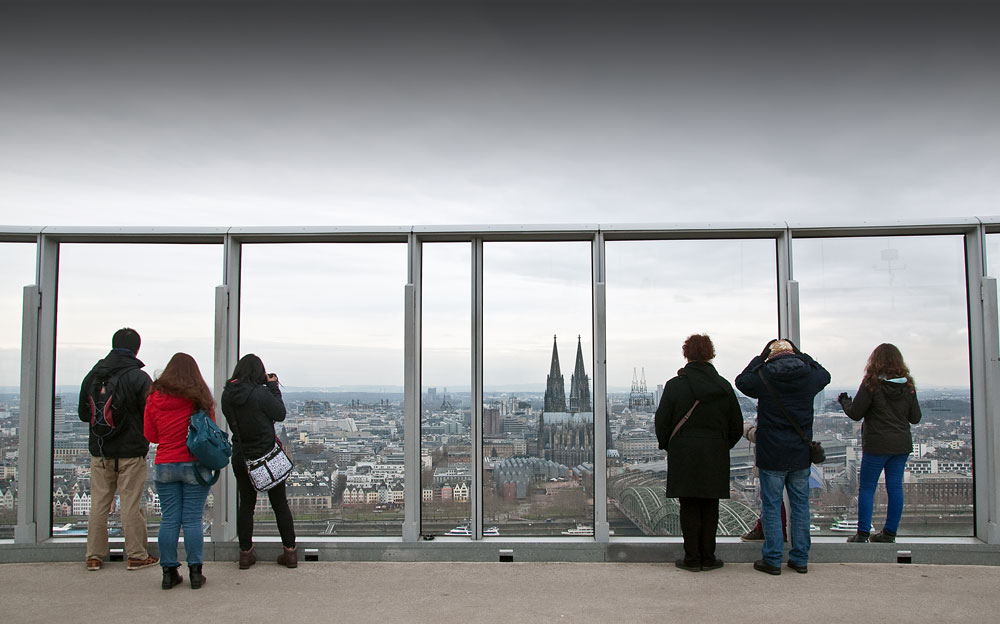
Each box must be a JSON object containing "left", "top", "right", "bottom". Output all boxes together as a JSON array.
[
  {"left": 839, "top": 343, "right": 922, "bottom": 544},
  {"left": 654, "top": 334, "right": 744, "bottom": 572},
  {"left": 222, "top": 354, "right": 297, "bottom": 569},
  {"left": 143, "top": 352, "right": 216, "bottom": 590}
]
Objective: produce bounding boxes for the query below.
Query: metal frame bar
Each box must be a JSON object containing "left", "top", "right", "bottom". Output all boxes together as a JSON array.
[
  {"left": 14, "top": 284, "right": 40, "bottom": 543},
  {"left": 592, "top": 233, "right": 610, "bottom": 542},
  {"left": 403, "top": 233, "right": 421, "bottom": 542},
  {"left": 776, "top": 227, "right": 795, "bottom": 342},
  {"left": 23, "top": 235, "right": 58, "bottom": 542},
  {"left": 979, "top": 275, "right": 1000, "bottom": 544},
  {"left": 471, "top": 239, "right": 484, "bottom": 540},
  {"left": 211, "top": 234, "right": 242, "bottom": 542},
  {"left": 966, "top": 224, "right": 999, "bottom": 543}
]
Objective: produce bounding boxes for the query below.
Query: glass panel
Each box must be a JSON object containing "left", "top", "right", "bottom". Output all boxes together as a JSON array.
[
  {"left": 53, "top": 244, "right": 221, "bottom": 539},
  {"left": 240, "top": 243, "right": 406, "bottom": 537},
  {"left": 420, "top": 244, "right": 472, "bottom": 537},
  {"left": 483, "top": 242, "right": 593, "bottom": 537},
  {"left": 796, "top": 235, "right": 972, "bottom": 536},
  {"left": 0, "top": 243, "right": 34, "bottom": 539},
  {"left": 605, "top": 239, "right": 777, "bottom": 536}
]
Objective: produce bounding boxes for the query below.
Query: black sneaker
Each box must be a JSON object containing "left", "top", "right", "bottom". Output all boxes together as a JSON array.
[
  {"left": 701, "top": 557, "right": 725, "bottom": 571},
  {"left": 674, "top": 559, "right": 702, "bottom": 572},
  {"left": 846, "top": 531, "right": 870, "bottom": 543},
  {"left": 740, "top": 526, "right": 764, "bottom": 542},
  {"left": 870, "top": 530, "right": 896, "bottom": 543},
  {"left": 753, "top": 559, "right": 781, "bottom": 576},
  {"left": 787, "top": 560, "right": 808, "bottom": 574}
]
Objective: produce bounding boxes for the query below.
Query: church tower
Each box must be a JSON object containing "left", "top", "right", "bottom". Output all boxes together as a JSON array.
[
  {"left": 568, "top": 335, "right": 592, "bottom": 413},
  {"left": 544, "top": 335, "right": 566, "bottom": 412}
]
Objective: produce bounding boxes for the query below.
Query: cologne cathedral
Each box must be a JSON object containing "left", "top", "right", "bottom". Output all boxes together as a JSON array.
[{"left": 539, "top": 335, "right": 594, "bottom": 467}]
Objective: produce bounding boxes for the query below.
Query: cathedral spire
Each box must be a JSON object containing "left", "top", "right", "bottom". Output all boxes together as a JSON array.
[
  {"left": 569, "top": 335, "right": 592, "bottom": 413},
  {"left": 544, "top": 335, "right": 566, "bottom": 412}
]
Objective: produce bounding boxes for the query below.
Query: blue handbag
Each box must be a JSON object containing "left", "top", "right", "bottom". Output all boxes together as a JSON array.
[{"left": 186, "top": 410, "right": 233, "bottom": 486}]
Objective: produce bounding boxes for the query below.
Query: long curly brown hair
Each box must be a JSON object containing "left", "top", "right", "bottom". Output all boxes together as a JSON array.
[
  {"left": 149, "top": 352, "right": 215, "bottom": 413},
  {"left": 863, "top": 343, "right": 915, "bottom": 392}
]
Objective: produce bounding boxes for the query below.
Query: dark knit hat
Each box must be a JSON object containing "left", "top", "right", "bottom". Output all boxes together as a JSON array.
[{"left": 111, "top": 327, "right": 141, "bottom": 354}]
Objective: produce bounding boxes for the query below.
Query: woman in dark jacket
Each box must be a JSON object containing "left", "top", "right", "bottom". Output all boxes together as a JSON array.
[
  {"left": 221, "top": 354, "right": 297, "bottom": 569},
  {"left": 839, "top": 343, "right": 922, "bottom": 543},
  {"left": 655, "top": 334, "right": 744, "bottom": 572}
]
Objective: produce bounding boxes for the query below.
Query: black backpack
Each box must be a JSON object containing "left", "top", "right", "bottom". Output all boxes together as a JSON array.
[{"left": 88, "top": 370, "right": 126, "bottom": 455}]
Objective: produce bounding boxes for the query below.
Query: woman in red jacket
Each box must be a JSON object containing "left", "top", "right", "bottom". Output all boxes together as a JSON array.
[{"left": 144, "top": 353, "right": 216, "bottom": 590}]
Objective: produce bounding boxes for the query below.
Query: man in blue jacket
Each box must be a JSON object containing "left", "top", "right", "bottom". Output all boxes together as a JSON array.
[{"left": 736, "top": 339, "right": 830, "bottom": 575}]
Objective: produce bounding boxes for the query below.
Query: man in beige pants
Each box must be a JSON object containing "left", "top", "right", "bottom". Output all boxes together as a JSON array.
[{"left": 78, "top": 328, "right": 157, "bottom": 571}]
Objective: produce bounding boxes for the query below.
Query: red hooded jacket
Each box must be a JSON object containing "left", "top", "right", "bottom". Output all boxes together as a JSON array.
[{"left": 144, "top": 390, "right": 216, "bottom": 464}]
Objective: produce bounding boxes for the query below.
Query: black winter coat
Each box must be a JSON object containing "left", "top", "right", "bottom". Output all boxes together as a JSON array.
[
  {"left": 221, "top": 379, "right": 286, "bottom": 462},
  {"left": 840, "top": 379, "right": 922, "bottom": 455},
  {"left": 77, "top": 349, "right": 151, "bottom": 458},
  {"left": 655, "top": 361, "right": 744, "bottom": 499},
  {"left": 735, "top": 352, "right": 830, "bottom": 471}
]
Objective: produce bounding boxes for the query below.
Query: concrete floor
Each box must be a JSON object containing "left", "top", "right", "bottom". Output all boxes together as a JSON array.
[{"left": 3, "top": 560, "right": 999, "bottom": 624}]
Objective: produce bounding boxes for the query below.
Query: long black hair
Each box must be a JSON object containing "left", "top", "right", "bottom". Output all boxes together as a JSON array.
[{"left": 229, "top": 353, "right": 267, "bottom": 385}]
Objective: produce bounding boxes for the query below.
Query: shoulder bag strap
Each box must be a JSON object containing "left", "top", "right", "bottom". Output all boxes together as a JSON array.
[
  {"left": 757, "top": 369, "right": 811, "bottom": 445},
  {"left": 669, "top": 399, "right": 701, "bottom": 443}
]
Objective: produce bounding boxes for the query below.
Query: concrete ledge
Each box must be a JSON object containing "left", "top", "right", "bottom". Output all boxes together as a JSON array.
[{"left": 3, "top": 539, "right": 998, "bottom": 566}]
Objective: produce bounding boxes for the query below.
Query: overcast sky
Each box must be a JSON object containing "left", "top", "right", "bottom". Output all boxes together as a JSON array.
[{"left": 0, "top": 2, "right": 996, "bottom": 392}]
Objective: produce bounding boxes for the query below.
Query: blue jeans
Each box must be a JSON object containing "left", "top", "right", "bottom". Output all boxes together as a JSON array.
[
  {"left": 154, "top": 463, "right": 212, "bottom": 567},
  {"left": 858, "top": 453, "right": 909, "bottom": 534},
  {"left": 759, "top": 467, "right": 811, "bottom": 568}
]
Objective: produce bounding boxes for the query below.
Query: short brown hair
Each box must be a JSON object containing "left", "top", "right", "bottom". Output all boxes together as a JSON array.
[{"left": 682, "top": 334, "right": 715, "bottom": 362}]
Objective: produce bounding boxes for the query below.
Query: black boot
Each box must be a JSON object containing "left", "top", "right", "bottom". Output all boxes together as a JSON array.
[
  {"left": 870, "top": 529, "right": 897, "bottom": 543},
  {"left": 846, "top": 531, "right": 870, "bottom": 543},
  {"left": 189, "top": 564, "right": 206, "bottom": 589},
  {"left": 161, "top": 566, "right": 183, "bottom": 590}
]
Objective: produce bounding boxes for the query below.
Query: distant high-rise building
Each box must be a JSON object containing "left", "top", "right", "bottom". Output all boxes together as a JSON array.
[
  {"left": 568, "top": 335, "right": 592, "bottom": 413},
  {"left": 483, "top": 407, "right": 501, "bottom": 436},
  {"left": 544, "top": 335, "right": 566, "bottom": 412}
]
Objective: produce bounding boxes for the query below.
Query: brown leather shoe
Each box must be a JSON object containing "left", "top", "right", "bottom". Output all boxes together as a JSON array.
[
  {"left": 86, "top": 558, "right": 102, "bottom": 571},
  {"left": 277, "top": 546, "right": 297, "bottom": 569},
  {"left": 239, "top": 547, "right": 257, "bottom": 570},
  {"left": 127, "top": 555, "right": 159, "bottom": 571}
]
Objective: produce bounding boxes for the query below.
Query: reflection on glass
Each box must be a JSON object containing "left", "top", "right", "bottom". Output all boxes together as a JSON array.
[
  {"left": 483, "top": 242, "right": 593, "bottom": 536},
  {"left": 796, "top": 236, "right": 972, "bottom": 536},
  {"left": 0, "top": 243, "right": 33, "bottom": 539},
  {"left": 420, "top": 244, "right": 472, "bottom": 537},
  {"left": 240, "top": 243, "right": 405, "bottom": 537},
  {"left": 53, "top": 244, "right": 221, "bottom": 539},
  {"left": 605, "top": 240, "right": 777, "bottom": 536}
]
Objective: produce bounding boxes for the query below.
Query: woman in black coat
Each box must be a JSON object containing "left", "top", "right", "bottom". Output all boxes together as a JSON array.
[
  {"left": 221, "top": 354, "right": 297, "bottom": 569},
  {"left": 655, "top": 334, "right": 744, "bottom": 572}
]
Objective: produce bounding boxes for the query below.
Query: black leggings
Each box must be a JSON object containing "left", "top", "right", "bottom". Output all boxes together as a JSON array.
[
  {"left": 678, "top": 496, "right": 720, "bottom": 564},
  {"left": 232, "top": 458, "right": 296, "bottom": 550}
]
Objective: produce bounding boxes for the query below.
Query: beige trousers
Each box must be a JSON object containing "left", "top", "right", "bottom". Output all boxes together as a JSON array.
[{"left": 86, "top": 456, "right": 150, "bottom": 561}]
